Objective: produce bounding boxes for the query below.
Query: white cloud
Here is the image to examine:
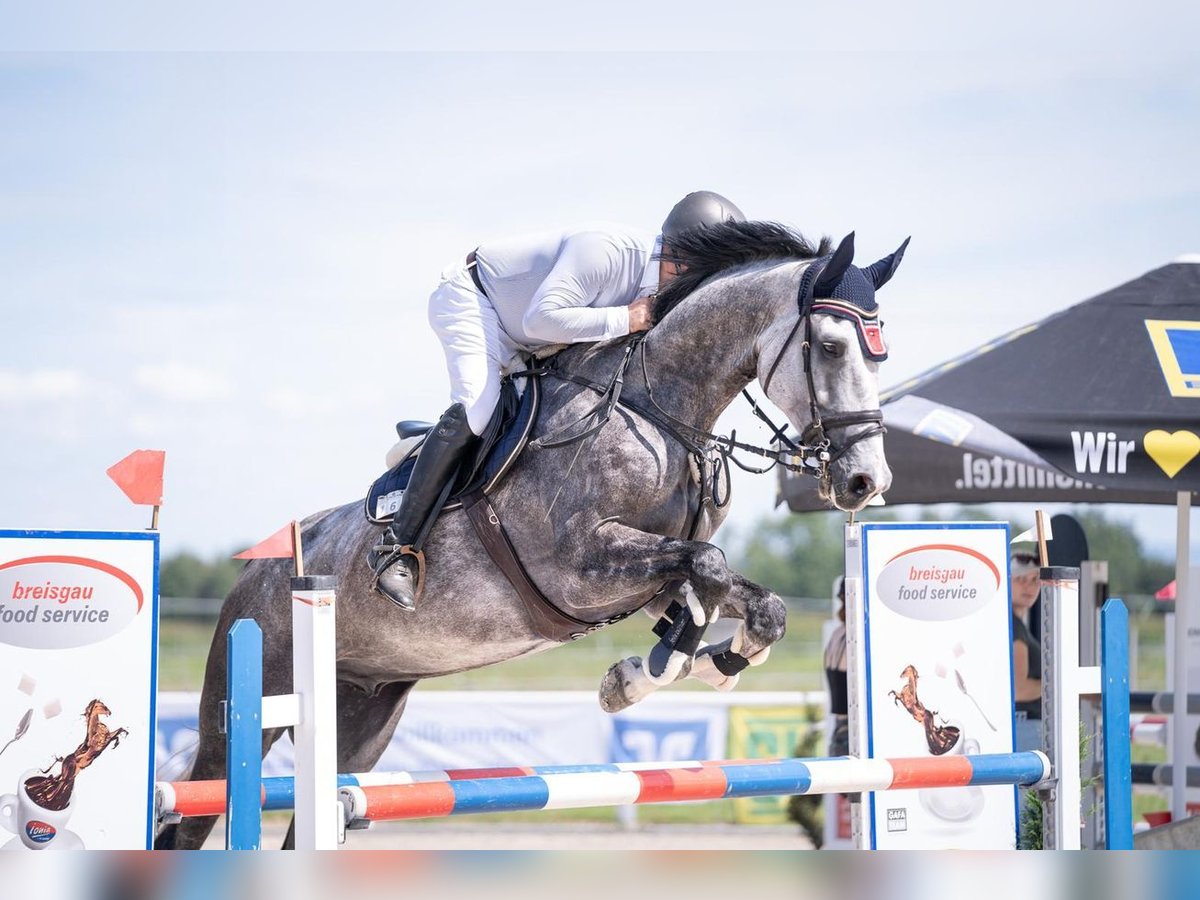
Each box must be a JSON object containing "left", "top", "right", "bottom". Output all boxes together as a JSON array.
[
  {"left": 134, "top": 362, "right": 232, "bottom": 402},
  {"left": 0, "top": 368, "right": 85, "bottom": 403}
]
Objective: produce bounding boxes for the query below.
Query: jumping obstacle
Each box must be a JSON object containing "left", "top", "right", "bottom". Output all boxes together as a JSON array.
[
  {"left": 222, "top": 577, "right": 340, "bottom": 849},
  {"left": 155, "top": 560, "right": 1133, "bottom": 850},
  {"left": 1131, "top": 764, "right": 1200, "bottom": 789},
  {"left": 1128, "top": 692, "right": 1200, "bottom": 793},
  {"left": 337, "top": 752, "right": 1051, "bottom": 826},
  {"left": 1131, "top": 692, "right": 1200, "bottom": 715},
  {"left": 160, "top": 759, "right": 811, "bottom": 819},
  {"left": 158, "top": 753, "right": 1050, "bottom": 821}
]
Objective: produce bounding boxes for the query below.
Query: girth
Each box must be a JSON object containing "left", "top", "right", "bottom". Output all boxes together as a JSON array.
[{"left": 462, "top": 490, "right": 638, "bottom": 643}]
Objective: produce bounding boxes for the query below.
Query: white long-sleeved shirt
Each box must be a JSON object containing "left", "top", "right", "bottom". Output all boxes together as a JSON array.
[{"left": 474, "top": 223, "right": 659, "bottom": 350}]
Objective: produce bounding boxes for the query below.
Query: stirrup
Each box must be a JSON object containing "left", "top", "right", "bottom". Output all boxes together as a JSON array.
[{"left": 371, "top": 543, "right": 427, "bottom": 607}]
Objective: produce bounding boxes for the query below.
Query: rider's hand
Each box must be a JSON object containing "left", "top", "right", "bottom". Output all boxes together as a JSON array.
[{"left": 628, "top": 296, "right": 654, "bottom": 333}]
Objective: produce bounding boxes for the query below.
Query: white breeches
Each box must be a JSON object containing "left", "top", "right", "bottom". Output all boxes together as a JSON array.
[{"left": 427, "top": 262, "right": 523, "bottom": 436}]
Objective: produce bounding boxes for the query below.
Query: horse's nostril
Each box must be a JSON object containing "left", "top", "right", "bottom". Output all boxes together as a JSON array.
[{"left": 849, "top": 474, "right": 875, "bottom": 498}]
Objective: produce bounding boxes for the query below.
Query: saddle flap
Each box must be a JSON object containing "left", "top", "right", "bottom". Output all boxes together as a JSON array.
[{"left": 364, "top": 372, "right": 540, "bottom": 525}]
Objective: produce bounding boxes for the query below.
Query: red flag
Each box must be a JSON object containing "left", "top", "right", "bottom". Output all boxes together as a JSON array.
[
  {"left": 234, "top": 522, "right": 296, "bottom": 561},
  {"left": 1156, "top": 580, "right": 1177, "bottom": 602},
  {"left": 106, "top": 450, "right": 166, "bottom": 506}
]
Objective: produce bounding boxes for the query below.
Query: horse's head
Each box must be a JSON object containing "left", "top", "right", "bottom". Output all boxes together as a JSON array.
[
  {"left": 756, "top": 232, "right": 907, "bottom": 511},
  {"left": 84, "top": 699, "right": 111, "bottom": 718}
]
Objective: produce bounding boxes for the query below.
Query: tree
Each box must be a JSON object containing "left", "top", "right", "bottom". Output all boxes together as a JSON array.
[
  {"left": 160, "top": 550, "right": 246, "bottom": 599},
  {"left": 735, "top": 505, "right": 1171, "bottom": 600},
  {"left": 1012, "top": 508, "right": 1174, "bottom": 598},
  {"left": 734, "top": 511, "right": 847, "bottom": 598}
]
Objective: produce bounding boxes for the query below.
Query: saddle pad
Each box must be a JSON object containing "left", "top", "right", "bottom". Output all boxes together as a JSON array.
[
  {"left": 365, "top": 452, "right": 420, "bottom": 523},
  {"left": 364, "top": 373, "right": 540, "bottom": 525}
]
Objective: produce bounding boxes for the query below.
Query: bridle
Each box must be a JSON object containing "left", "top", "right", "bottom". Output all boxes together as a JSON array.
[{"left": 755, "top": 292, "right": 887, "bottom": 476}]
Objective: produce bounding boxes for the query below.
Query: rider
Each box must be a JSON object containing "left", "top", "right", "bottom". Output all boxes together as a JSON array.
[{"left": 369, "top": 191, "right": 746, "bottom": 610}]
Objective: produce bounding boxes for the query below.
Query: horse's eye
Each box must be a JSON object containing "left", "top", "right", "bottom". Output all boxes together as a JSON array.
[{"left": 821, "top": 341, "right": 843, "bottom": 358}]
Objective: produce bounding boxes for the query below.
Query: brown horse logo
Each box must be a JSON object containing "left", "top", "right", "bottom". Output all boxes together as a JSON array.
[{"left": 888, "top": 665, "right": 960, "bottom": 756}]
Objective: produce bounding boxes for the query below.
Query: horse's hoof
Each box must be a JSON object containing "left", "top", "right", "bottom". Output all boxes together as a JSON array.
[
  {"left": 599, "top": 662, "right": 633, "bottom": 713},
  {"left": 599, "top": 658, "right": 651, "bottom": 713},
  {"left": 746, "top": 645, "right": 771, "bottom": 667}
]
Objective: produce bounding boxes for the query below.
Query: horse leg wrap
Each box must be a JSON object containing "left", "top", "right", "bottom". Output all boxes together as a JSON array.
[
  {"left": 719, "top": 622, "right": 773, "bottom": 672},
  {"left": 711, "top": 650, "right": 751, "bottom": 676},
  {"left": 711, "top": 642, "right": 771, "bottom": 674},
  {"left": 689, "top": 642, "right": 739, "bottom": 692},
  {"left": 646, "top": 598, "right": 708, "bottom": 685}
]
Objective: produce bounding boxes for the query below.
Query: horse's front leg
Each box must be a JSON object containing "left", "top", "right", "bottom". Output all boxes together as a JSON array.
[
  {"left": 601, "top": 569, "right": 788, "bottom": 710},
  {"left": 585, "top": 523, "right": 732, "bottom": 713},
  {"left": 687, "top": 572, "right": 788, "bottom": 692}
]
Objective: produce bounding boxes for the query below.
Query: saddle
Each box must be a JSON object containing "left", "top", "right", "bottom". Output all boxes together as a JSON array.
[
  {"left": 364, "top": 370, "right": 609, "bottom": 641},
  {"left": 364, "top": 373, "right": 540, "bottom": 525}
]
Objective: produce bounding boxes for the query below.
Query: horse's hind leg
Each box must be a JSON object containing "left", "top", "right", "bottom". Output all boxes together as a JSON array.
[{"left": 279, "top": 680, "right": 417, "bottom": 849}]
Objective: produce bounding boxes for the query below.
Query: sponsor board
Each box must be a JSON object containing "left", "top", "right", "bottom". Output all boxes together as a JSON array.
[
  {"left": 0, "top": 531, "right": 158, "bottom": 850},
  {"left": 849, "top": 522, "right": 1018, "bottom": 849}
]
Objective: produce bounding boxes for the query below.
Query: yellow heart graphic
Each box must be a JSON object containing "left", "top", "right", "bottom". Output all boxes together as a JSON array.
[{"left": 1144, "top": 430, "right": 1200, "bottom": 478}]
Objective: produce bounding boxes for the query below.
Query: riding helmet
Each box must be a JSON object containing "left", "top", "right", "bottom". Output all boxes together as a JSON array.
[{"left": 661, "top": 191, "right": 746, "bottom": 240}]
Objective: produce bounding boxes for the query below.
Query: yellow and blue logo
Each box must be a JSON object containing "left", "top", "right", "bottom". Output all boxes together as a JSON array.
[{"left": 1145, "top": 320, "right": 1200, "bottom": 399}]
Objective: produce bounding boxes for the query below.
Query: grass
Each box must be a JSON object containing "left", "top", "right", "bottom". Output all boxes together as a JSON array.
[
  {"left": 157, "top": 606, "right": 829, "bottom": 694},
  {"left": 158, "top": 618, "right": 218, "bottom": 691},
  {"left": 1131, "top": 608, "right": 1167, "bottom": 691}
]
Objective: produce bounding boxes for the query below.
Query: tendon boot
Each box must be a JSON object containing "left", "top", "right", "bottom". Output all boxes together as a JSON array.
[{"left": 368, "top": 403, "right": 477, "bottom": 610}]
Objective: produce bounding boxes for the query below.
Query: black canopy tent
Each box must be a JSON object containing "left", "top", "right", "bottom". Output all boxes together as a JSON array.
[{"left": 778, "top": 393, "right": 1181, "bottom": 510}]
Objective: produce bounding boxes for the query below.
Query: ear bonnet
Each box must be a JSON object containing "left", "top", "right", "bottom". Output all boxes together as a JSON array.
[{"left": 795, "top": 233, "right": 910, "bottom": 362}]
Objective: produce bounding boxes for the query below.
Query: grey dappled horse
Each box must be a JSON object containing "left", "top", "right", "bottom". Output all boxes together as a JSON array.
[{"left": 156, "top": 223, "right": 901, "bottom": 849}]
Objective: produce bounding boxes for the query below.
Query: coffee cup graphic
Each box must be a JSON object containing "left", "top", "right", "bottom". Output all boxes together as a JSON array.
[
  {"left": 919, "top": 721, "right": 986, "bottom": 823},
  {"left": 0, "top": 769, "right": 77, "bottom": 850},
  {"left": 942, "top": 721, "right": 981, "bottom": 757}
]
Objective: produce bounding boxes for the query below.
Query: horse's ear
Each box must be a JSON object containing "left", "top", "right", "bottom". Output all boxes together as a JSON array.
[
  {"left": 864, "top": 236, "right": 911, "bottom": 290},
  {"left": 813, "top": 232, "right": 855, "bottom": 296}
]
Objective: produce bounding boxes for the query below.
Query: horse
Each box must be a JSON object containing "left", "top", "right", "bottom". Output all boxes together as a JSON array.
[{"left": 156, "top": 221, "right": 904, "bottom": 848}]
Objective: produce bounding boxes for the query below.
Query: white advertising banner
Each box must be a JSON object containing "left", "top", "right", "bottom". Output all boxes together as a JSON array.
[
  {"left": 156, "top": 692, "right": 818, "bottom": 781},
  {"left": 850, "top": 522, "right": 1017, "bottom": 849},
  {"left": 0, "top": 530, "right": 159, "bottom": 850}
]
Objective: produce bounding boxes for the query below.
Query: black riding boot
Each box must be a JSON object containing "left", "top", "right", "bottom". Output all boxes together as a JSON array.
[{"left": 368, "top": 403, "right": 477, "bottom": 610}]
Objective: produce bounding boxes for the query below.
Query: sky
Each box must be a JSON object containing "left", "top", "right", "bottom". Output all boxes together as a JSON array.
[{"left": 1, "top": 15, "right": 1198, "bottom": 570}]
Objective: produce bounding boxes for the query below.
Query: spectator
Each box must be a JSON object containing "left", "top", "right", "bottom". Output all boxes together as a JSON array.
[
  {"left": 824, "top": 576, "right": 849, "bottom": 757},
  {"left": 1010, "top": 550, "right": 1043, "bottom": 752}
]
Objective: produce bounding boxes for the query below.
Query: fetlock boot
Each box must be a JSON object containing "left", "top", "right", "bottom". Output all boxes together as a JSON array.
[{"left": 368, "top": 403, "right": 477, "bottom": 610}]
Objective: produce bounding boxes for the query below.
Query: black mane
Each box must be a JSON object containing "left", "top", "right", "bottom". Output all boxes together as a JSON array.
[{"left": 652, "top": 221, "right": 832, "bottom": 322}]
